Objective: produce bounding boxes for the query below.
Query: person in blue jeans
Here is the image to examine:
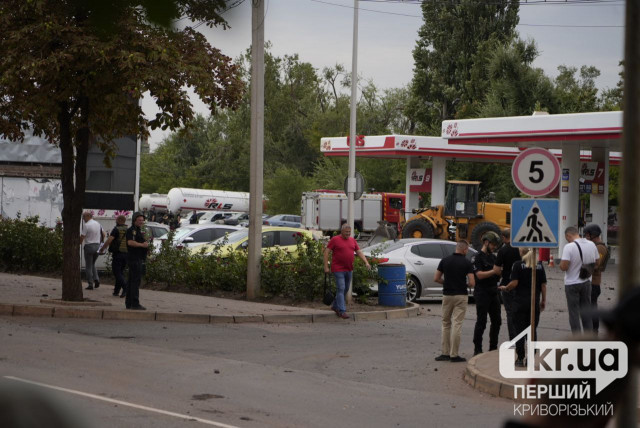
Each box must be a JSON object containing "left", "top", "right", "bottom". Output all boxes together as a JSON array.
[{"left": 323, "top": 224, "right": 370, "bottom": 319}]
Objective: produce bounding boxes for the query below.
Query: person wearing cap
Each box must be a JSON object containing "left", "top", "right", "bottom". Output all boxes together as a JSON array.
[
  {"left": 125, "top": 212, "right": 148, "bottom": 310},
  {"left": 100, "top": 215, "right": 128, "bottom": 297},
  {"left": 472, "top": 231, "right": 502, "bottom": 356},
  {"left": 559, "top": 226, "right": 599, "bottom": 333},
  {"left": 584, "top": 223, "right": 610, "bottom": 334}
]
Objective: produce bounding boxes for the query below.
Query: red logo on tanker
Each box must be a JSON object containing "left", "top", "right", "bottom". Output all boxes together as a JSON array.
[{"left": 205, "top": 198, "right": 233, "bottom": 210}]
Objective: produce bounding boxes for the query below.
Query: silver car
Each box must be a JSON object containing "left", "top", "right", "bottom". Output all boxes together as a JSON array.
[
  {"left": 263, "top": 214, "right": 301, "bottom": 228},
  {"left": 362, "top": 238, "right": 477, "bottom": 302},
  {"left": 155, "top": 224, "right": 242, "bottom": 251}
]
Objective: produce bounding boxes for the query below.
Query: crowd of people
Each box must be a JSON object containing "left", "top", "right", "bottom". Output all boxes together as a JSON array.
[
  {"left": 434, "top": 225, "right": 609, "bottom": 366},
  {"left": 80, "top": 211, "right": 149, "bottom": 310},
  {"left": 142, "top": 207, "right": 181, "bottom": 229}
]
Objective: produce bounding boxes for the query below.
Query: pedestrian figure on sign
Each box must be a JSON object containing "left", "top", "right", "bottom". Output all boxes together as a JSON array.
[{"left": 524, "top": 207, "right": 543, "bottom": 242}]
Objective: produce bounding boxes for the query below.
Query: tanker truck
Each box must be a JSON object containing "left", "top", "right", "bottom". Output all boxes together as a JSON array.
[
  {"left": 138, "top": 193, "right": 169, "bottom": 213},
  {"left": 167, "top": 187, "right": 251, "bottom": 213}
]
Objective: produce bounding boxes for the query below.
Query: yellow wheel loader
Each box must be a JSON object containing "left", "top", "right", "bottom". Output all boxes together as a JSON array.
[{"left": 401, "top": 181, "right": 511, "bottom": 249}]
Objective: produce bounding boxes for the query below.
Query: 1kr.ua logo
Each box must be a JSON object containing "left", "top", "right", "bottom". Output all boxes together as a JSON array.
[{"left": 499, "top": 327, "right": 628, "bottom": 395}]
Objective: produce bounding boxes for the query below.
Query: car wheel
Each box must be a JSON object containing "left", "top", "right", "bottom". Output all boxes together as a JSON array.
[{"left": 406, "top": 275, "right": 422, "bottom": 302}]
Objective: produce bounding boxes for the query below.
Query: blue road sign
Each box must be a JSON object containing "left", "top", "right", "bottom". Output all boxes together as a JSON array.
[{"left": 511, "top": 198, "right": 559, "bottom": 248}]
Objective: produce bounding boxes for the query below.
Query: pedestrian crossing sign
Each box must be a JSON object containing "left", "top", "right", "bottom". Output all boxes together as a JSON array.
[{"left": 511, "top": 198, "right": 559, "bottom": 248}]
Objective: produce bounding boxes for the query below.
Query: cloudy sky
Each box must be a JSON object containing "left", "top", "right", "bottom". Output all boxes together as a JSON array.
[{"left": 143, "top": 0, "right": 626, "bottom": 148}]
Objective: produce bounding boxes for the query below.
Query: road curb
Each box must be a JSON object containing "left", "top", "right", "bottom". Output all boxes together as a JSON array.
[
  {"left": 0, "top": 301, "right": 420, "bottom": 325},
  {"left": 464, "top": 352, "right": 519, "bottom": 400}
]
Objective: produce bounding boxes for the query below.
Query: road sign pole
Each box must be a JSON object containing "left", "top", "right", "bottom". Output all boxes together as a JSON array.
[{"left": 530, "top": 248, "right": 537, "bottom": 347}]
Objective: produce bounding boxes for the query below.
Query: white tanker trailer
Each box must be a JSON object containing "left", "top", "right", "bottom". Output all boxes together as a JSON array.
[
  {"left": 138, "top": 193, "right": 169, "bottom": 212},
  {"left": 167, "top": 188, "right": 251, "bottom": 213}
]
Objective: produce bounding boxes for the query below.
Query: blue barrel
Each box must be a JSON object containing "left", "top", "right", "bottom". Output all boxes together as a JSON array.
[{"left": 377, "top": 263, "right": 407, "bottom": 307}]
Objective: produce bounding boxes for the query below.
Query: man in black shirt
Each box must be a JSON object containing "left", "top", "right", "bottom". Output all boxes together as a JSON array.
[
  {"left": 125, "top": 212, "right": 149, "bottom": 310},
  {"left": 100, "top": 215, "right": 128, "bottom": 297},
  {"left": 433, "top": 240, "right": 475, "bottom": 363},
  {"left": 494, "top": 228, "right": 521, "bottom": 341},
  {"left": 472, "top": 231, "right": 502, "bottom": 356}
]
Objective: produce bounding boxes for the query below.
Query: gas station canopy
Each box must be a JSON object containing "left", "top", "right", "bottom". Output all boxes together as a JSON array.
[{"left": 441, "top": 111, "right": 622, "bottom": 151}]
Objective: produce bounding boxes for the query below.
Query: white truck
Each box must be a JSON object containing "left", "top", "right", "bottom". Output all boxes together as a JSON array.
[
  {"left": 301, "top": 191, "right": 405, "bottom": 234},
  {"left": 167, "top": 187, "right": 251, "bottom": 213}
]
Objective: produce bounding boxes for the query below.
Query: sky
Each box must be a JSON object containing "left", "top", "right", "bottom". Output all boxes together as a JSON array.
[{"left": 143, "top": 0, "right": 626, "bottom": 149}]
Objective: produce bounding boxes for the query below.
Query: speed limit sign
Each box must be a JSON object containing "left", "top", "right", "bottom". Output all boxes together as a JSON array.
[{"left": 511, "top": 148, "right": 561, "bottom": 196}]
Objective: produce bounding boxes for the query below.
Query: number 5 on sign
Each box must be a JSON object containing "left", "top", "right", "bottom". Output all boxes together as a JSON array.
[{"left": 511, "top": 148, "right": 561, "bottom": 197}]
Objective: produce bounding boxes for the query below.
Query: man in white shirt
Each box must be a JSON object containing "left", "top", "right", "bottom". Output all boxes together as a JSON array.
[
  {"left": 80, "top": 211, "right": 104, "bottom": 290},
  {"left": 559, "top": 226, "right": 599, "bottom": 333}
]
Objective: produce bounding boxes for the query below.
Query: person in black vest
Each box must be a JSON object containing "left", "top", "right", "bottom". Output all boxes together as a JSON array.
[
  {"left": 499, "top": 248, "right": 547, "bottom": 367},
  {"left": 125, "top": 212, "right": 148, "bottom": 310},
  {"left": 433, "top": 240, "right": 475, "bottom": 362},
  {"left": 493, "top": 228, "right": 521, "bottom": 341},
  {"left": 100, "top": 215, "right": 128, "bottom": 297},
  {"left": 472, "top": 231, "right": 502, "bottom": 356}
]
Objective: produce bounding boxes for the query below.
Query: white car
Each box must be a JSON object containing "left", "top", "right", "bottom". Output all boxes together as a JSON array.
[
  {"left": 361, "top": 238, "right": 477, "bottom": 302},
  {"left": 199, "top": 211, "right": 240, "bottom": 224},
  {"left": 155, "top": 224, "right": 242, "bottom": 251}
]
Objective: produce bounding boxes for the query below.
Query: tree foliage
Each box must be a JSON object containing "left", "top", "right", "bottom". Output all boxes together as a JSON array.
[
  {"left": 409, "top": 0, "right": 520, "bottom": 134},
  {"left": 0, "top": 0, "right": 243, "bottom": 300},
  {"left": 141, "top": 50, "right": 413, "bottom": 210}
]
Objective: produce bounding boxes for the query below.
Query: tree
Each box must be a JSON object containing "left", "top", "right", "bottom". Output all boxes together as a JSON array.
[
  {"left": 409, "top": 0, "right": 520, "bottom": 134},
  {"left": 264, "top": 167, "right": 314, "bottom": 215},
  {"left": 478, "top": 39, "right": 555, "bottom": 117},
  {"left": 0, "top": 0, "right": 243, "bottom": 301},
  {"left": 599, "top": 61, "right": 624, "bottom": 111},
  {"left": 553, "top": 65, "right": 601, "bottom": 113}
]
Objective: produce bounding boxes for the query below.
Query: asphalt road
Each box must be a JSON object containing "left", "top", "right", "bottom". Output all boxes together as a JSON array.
[
  {"left": 1, "top": 313, "right": 517, "bottom": 428},
  {"left": 0, "top": 266, "right": 620, "bottom": 427}
]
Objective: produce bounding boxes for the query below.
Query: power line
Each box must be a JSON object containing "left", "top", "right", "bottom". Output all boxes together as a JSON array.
[{"left": 308, "top": 0, "right": 624, "bottom": 27}]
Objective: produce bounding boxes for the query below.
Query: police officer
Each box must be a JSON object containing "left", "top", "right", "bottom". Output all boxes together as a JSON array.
[
  {"left": 125, "top": 212, "right": 148, "bottom": 310},
  {"left": 472, "top": 231, "right": 502, "bottom": 356}
]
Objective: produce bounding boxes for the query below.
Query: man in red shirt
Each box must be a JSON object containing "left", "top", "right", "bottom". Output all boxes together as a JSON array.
[{"left": 323, "top": 224, "right": 371, "bottom": 319}]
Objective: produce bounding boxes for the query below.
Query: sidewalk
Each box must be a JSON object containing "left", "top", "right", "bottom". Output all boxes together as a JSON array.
[{"left": 0, "top": 273, "right": 419, "bottom": 324}]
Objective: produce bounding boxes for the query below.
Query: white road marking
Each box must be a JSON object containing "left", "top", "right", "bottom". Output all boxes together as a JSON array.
[{"left": 4, "top": 376, "right": 241, "bottom": 428}]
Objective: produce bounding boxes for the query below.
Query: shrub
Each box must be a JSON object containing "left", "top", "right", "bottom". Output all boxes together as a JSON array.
[{"left": 0, "top": 215, "right": 63, "bottom": 272}]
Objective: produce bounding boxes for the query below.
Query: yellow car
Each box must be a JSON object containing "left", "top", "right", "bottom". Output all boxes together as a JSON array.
[{"left": 191, "top": 226, "right": 314, "bottom": 257}]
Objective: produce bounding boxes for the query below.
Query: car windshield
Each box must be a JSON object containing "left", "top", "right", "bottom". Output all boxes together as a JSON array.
[{"left": 213, "top": 228, "right": 248, "bottom": 244}]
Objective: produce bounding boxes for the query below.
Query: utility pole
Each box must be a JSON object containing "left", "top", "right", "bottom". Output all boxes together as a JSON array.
[
  {"left": 617, "top": 1, "right": 638, "bottom": 426},
  {"left": 247, "top": 0, "right": 264, "bottom": 300},
  {"left": 346, "top": 0, "right": 359, "bottom": 304}
]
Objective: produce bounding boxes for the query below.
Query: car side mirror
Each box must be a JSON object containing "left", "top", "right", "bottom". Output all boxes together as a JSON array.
[
  {"left": 182, "top": 237, "right": 194, "bottom": 243},
  {"left": 240, "top": 241, "right": 249, "bottom": 250}
]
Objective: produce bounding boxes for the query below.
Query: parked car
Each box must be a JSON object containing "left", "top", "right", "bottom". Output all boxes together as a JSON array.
[
  {"left": 193, "top": 226, "right": 313, "bottom": 257},
  {"left": 219, "top": 212, "right": 249, "bottom": 226},
  {"left": 155, "top": 224, "right": 242, "bottom": 251},
  {"left": 361, "top": 238, "right": 477, "bottom": 302},
  {"left": 180, "top": 210, "right": 206, "bottom": 227},
  {"left": 145, "top": 222, "right": 170, "bottom": 241},
  {"left": 199, "top": 211, "right": 239, "bottom": 224},
  {"left": 263, "top": 214, "right": 301, "bottom": 228}
]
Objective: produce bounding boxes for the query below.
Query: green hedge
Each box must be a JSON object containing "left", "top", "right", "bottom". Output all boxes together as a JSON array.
[
  {"left": 0, "top": 220, "right": 382, "bottom": 302},
  {"left": 0, "top": 216, "right": 63, "bottom": 272},
  {"left": 146, "top": 235, "right": 381, "bottom": 301}
]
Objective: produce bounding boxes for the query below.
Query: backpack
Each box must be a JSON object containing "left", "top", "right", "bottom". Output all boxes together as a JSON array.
[{"left": 596, "top": 242, "right": 611, "bottom": 273}]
